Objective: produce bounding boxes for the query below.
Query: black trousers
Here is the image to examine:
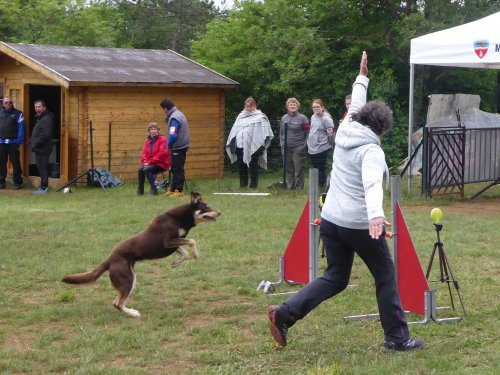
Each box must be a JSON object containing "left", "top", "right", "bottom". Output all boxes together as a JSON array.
[
  {"left": 170, "top": 147, "right": 188, "bottom": 192},
  {"left": 281, "top": 219, "right": 410, "bottom": 343},
  {"left": 309, "top": 149, "right": 330, "bottom": 188},
  {"left": 35, "top": 153, "right": 50, "bottom": 189},
  {"left": 0, "top": 143, "right": 23, "bottom": 186},
  {"left": 137, "top": 164, "right": 164, "bottom": 193},
  {"left": 236, "top": 147, "right": 263, "bottom": 188}
]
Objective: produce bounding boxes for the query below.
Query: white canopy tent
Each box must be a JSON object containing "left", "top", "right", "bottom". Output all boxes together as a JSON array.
[{"left": 407, "top": 11, "right": 500, "bottom": 188}]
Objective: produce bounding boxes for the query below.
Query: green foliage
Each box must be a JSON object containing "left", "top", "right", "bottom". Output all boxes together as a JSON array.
[
  {"left": 111, "top": 0, "right": 219, "bottom": 55},
  {"left": 0, "top": 0, "right": 220, "bottom": 53},
  {"left": 193, "top": 0, "right": 500, "bottom": 167},
  {"left": 0, "top": 0, "right": 118, "bottom": 46},
  {"left": 192, "top": 0, "right": 329, "bottom": 121}
]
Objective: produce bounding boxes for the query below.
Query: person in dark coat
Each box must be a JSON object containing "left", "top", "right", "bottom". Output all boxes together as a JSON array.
[
  {"left": 31, "top": 100, "right": 53, "bottom": 195},
  {"left": 160, "top": 98, "right": 190, "bottom": 198},
  {"left": 0, "top": 96, "right": 25, "bottom": 189}
]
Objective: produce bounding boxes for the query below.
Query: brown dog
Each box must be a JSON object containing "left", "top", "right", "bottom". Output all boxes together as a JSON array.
[{"left": 62, "top": 191, "right": 220, "bottom": 317}]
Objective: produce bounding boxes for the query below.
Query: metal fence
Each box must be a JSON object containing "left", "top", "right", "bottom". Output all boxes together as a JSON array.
[{"left": 422, "top": 126, "right": 500, "bottom": 197}]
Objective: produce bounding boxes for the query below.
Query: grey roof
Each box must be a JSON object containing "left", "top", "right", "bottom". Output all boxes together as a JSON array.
[{"left": 0, "top": 42, "right": 238, "bottom": 88}]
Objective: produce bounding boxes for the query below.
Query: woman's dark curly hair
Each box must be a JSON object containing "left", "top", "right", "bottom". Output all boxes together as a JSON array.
[{"left": 351, "top": 100, "right": 393, "bottom": 136}]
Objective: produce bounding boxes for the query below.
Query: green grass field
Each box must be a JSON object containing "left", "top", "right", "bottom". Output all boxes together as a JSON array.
[{"left": 0, "top": 173, "right": 499, "bottom": 374}]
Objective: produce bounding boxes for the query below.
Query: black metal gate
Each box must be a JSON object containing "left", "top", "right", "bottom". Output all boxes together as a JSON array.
[{"left": 422, "top": 126, "right": 466, "bottom": 197}]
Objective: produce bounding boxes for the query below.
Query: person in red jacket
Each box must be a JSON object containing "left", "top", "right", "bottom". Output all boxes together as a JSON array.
[{"left": 137, "top": 122, "right": 171, "bottom": 195}]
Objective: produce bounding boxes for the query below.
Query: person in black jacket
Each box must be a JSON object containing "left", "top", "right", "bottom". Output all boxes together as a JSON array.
[
  {"left": 31, "top": 100, "right": 53, "bottom": 195},
  {"left": 0, "top": 97, "right": 25, "bottom": 189}
]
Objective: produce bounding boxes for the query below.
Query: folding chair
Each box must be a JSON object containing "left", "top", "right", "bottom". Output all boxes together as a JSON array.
[{"left": 155, "top": 171, "right": 170, "bottom": 191}]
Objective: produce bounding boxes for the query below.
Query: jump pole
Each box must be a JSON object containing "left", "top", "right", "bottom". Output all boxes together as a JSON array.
[
  {"left": 257, "top": 168, "right": 320, "bottom": 294},
  {"left": 344, "top": 175, "right": 432, "bottom": 324},
  {"left": 309, "top": 168, "right": 320, "bottom": 282},
  {"left": 344, "top": 175, "right": 460, "bottom": 325}
]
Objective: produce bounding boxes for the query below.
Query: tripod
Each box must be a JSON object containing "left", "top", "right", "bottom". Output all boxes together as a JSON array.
[
  {"left": 425, "top": 223, "right": 466, "bottom": 317},
  {"left": 56, "top": 121, "right": 107, "bottom": 192}
]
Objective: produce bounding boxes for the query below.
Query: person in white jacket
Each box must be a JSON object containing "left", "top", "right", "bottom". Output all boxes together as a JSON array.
[
  {"left": 268, "top": 51, "right": 424, "bottom": 352},
  {"left": 226, "top": 97, "right": 274, "bottom": 189}
]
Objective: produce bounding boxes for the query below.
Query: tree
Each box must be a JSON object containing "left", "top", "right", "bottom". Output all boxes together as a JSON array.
[
  {"left": 192, "top": 0, "right": 500, "bottom": 167},
  {"left": 0, "top": 0, "right": 118, "bottom": 46},
  {"left": 109, "top": 0, "right": 220, "bottom": 55},
  {"left": 192, "top": 0, "right": 330, "bottom": 122}
]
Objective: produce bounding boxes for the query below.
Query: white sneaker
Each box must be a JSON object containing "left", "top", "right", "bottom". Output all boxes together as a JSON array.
[{"left": 32, "top": 188, "right": 48, "bottom": 195}]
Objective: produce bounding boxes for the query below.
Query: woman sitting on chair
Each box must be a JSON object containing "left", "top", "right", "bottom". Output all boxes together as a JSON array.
[{"left": 137, "top": 122, "right": 171, "bottom": 195}]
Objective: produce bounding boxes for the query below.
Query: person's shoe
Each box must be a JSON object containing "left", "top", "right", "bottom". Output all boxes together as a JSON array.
[
  {"left": 135, "top": 190, "right": 144, "bottom": 196},
  {"left": 170, "top": 190, "right": 184, "bottom": 197},
  {"left": 268, "top": 305, "right": 288, "bottom": 347},
  {"left": 149, "top": 188, "right": 158, "bottom": 196},
  {"left": 163, "top": 190, "right": 175, "bottom": 196},
  {"left": 383, "top": 337, "right": 424, "bottom": 352},
  {"left": 32, "top": 188, "right": 49, "bottom": 195},
  {"left": 12, "top": 184, "right": 22, "bottom": 190}
]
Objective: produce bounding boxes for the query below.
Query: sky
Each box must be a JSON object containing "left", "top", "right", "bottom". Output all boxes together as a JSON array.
[{"left": 212, "top": 0, "right": 235, "bottom": 9}]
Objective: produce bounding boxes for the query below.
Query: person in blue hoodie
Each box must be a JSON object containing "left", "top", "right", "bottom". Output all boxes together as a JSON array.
[{"left": 268, "top": 51, "right": 424, "bottom": 352}]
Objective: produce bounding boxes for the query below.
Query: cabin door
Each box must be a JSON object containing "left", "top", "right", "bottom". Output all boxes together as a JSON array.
[{"left": 25, "top": 85, "right": 68, "bottom": 184}]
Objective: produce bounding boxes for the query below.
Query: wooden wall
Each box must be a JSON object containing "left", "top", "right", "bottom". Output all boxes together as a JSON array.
[
  {"left": 0, "top": 54, "right": 55, "bottom": 94},
  {"left": 82, "top": 86, "right": 226, "bottom": 181}
]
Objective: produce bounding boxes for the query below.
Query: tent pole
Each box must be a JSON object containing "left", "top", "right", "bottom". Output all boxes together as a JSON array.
[{"left": 408, "top": 63, "right": 415, "bottom": 193}]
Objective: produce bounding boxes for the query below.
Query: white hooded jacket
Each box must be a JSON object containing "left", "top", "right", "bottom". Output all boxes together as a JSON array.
[
  {"left": 226, "top": 109, "right": 274, "bottom": 169},
  {"left": 321, "top": 75, "right": 388, "bottom": 230}
]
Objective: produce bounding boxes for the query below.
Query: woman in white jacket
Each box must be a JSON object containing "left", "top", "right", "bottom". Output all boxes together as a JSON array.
[
  {"left": 268, "top": 52, "right": 424, "bottom": 352},
  {"left": 226, "top": 97, "right": 274, "bottom": 189}
]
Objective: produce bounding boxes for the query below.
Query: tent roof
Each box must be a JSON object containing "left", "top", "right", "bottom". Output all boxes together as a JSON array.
[
  {"left": 0, "top": 42, "right": 239, "bottom": 88},
  {"left": 410, "top": 12, "right": 500, "bottom": 68}
]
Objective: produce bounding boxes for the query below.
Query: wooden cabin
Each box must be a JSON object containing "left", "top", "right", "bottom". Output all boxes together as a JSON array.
[{"left": 0, "top": 42, "right": 238, "bottom": 186}]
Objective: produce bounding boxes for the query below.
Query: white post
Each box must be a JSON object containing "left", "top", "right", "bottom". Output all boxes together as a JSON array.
[
  {"left": 408, "top": 63, "right": 415, "bottom": 193},
  {"left": 391, "top": 175, "right": 401, "bottom": 285}
]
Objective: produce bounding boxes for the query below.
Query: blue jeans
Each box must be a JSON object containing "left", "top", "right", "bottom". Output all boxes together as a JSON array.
[{"left": 137, "top": 164, "right": 164, "bottom": 193}]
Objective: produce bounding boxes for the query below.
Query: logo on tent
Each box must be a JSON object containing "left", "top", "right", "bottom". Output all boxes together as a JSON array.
[{"left": 473, "top": 40, "right": 489, "bottom": 59}]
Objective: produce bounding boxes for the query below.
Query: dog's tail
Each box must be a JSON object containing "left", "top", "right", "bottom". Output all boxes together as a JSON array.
[{"left": 61, "top": 260, "right": 109, "bottom": 285}]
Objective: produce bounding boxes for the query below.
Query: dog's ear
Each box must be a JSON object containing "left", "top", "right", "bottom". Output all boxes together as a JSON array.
[{"left": 191, "top": 191, "right": 202, "bottom": 203}]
